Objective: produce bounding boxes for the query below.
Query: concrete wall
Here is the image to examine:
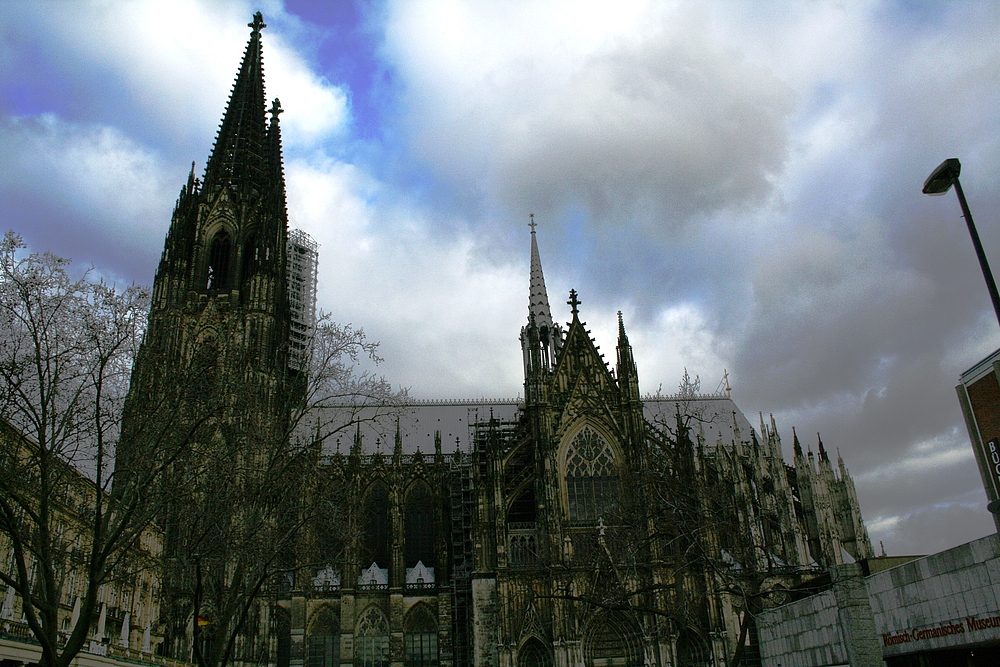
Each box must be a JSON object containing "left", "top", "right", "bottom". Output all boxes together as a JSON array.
[
  {"left": 757, "top": 533, "right": 1000, "bottom": 667},
  {"left": 868, "top": 533, "right": 1000, "bottom": 658},
  {"left": 757, "top": 589, "right": 848, "bottom": 667}
]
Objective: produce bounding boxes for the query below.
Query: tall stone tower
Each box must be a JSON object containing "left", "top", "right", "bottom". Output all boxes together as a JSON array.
[
  {"left": 121, "top": 10, "right": 293, "bottom": 458},
  {"left": 118, "top": 13, "right": 296, "bottom": 663}
]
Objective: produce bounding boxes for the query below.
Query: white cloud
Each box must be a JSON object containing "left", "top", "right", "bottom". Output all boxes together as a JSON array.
[
  {"left": 2, "top": 0, "right": 349, "bottom": 150},
  {"left": 285, "top": 157, "right": 526, "bottom": 397},
  {"left": 0, "top": 114, "right": 174, "bottom": 267}
]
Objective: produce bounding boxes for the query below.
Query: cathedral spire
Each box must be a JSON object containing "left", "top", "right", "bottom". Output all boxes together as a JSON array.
[
  {"left": 522, "top": 215, "right": 561, "bottom": 374},
  {"left": 792, "top": 426, "right": 803, "bottom": 458},
  {"left": 528, "top": 214, "right": 554, "bottom": 334},
  {"left": 203, "top": 12, "right": 269, "bottom": 194}
]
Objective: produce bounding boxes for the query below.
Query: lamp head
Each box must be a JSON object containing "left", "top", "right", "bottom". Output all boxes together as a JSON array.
[{"left": 923, "top": 158, "right": 962, "bottom": 195}]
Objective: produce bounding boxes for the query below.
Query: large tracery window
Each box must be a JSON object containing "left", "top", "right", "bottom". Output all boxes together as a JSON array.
[
  {"left": 565, "top": 426, "right": 618, "bottom": 523},
  {"left": 403, "top": 604, "right": 438, "bottom": 667},
  {"left": 355, "top": 606, "right": 390, "bottom": 667}
]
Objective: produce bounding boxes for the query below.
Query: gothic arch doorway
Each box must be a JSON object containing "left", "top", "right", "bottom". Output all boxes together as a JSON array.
[
  {"left": 517, "top": 637, "right": 552, "bottom": 667},
  {"left": 583, "top": 611, "right": 643, "bottom": 667},
  {"left": 675, "top": 627, "right": 711, "bottom": 667}
]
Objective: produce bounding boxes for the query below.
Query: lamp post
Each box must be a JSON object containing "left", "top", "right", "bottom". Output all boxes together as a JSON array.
[
  {"left": 929, "top": 159, "right": 1000, "bottom": 519},
  {"left": 923, "top": 157, "right": 1000, "bottom": 328}
]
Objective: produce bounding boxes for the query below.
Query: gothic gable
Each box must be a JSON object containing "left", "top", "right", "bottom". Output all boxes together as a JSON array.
[{"left": 548, "top": 319, "right": 621, "bottom": 440}]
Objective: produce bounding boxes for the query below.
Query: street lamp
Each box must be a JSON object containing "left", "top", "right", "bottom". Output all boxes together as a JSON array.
[{"left": 923, "top": 158, "right": 1000, "bottom": 328}]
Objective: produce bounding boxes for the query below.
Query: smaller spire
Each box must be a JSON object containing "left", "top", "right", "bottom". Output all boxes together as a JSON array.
[
  {"left": 792, "top": 426, "right": 802, "bottom": 458},
  {"left": 351, "top": 424, "right": 362, "bottom": 458},
  {"left": 817, "top": 432, "right": 828, "bottom": 462},
  {"left": 616, "top": 310, "right": 640, "bottom": 401},
  {"left": 394, "top": 418, "right": 403, "bottom": 461}
]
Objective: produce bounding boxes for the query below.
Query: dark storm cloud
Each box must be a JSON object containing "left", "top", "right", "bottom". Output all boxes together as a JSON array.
[{"left": 385, "top": 2, "right": 794, "bottom": 231}]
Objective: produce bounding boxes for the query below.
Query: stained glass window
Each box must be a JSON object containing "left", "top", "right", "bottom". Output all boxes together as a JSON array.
[
  {"left": 565, "top": 427, "right": 618, "bottom": 523},
  {"left": 405, "top": 482, "right": 435, "bottom": 569},
  {"left": 356, "top": 606, "right": 389, "bottom": 667},
  {"left": 403, "top": 604, "right": 438, "bottom": 667},
  {"left": 306, "top": 607, "right": 339, "bottom": 667}
]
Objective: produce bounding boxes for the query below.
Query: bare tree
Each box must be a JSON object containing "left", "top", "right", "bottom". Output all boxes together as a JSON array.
[
  {"left": 0, "top": 232, "right": 206, "bottom": 667},
  {"left": 162, "top": 314, "right": 405, "bottom": 667},
  {"left": 522, "top": 388, "right": 816, "bottom": 667}
]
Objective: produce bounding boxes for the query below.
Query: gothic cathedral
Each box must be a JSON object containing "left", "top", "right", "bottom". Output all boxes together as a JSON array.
[{"left": 120, "top": 15, "right": 873, "bottom": 667}]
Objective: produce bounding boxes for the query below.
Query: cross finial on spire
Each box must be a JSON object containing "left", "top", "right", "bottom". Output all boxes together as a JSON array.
[
  {"left": 528, "top": 213, "right": 537, "bottom": 233},
  {"left": 249, "top": 12, "right": 266, "bottom": 36},
  {"left": 568, "top": 289, "right": 580, "bottom": 316},
  {"left": 270, "top": 98, "right": 283, "bottom": 118}
]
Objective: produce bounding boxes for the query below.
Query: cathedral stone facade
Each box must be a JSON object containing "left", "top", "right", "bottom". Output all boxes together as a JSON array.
[{"left": 120, "top": 15, "right": 873, "bottom": 667}]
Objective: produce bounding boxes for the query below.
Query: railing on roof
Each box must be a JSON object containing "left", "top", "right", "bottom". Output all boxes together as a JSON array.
[
  {"left": 642, "top": 391, "right": 731, "bottom": 402},
  {"left": 401, "top": 397, "right": 522, "bottom": 406}
]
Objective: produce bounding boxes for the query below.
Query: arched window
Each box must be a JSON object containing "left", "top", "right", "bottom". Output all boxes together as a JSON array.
[
  {"left": 363, "top": 483, "right": 390, "bottom": 570},
  {"left": 306, "top": 607, "right": 339, "bottom": 667},
  {"left": 517, "top": 637, "right": 552, "bottom": 667},
  {"left": 207, "top": 231, "right": 231, "bottom": 290},
  {"left": 274, "top": 606, "right": 291, "bottom": 667},
  {"left": 403, "top": 604, "right": 438, "bottom": 667},
  {"left": 404, "top": 482, "right": 436, "bottom": 570},
  {"left": 507, "top": 486, "right": 537, "bottom": 525},
  {"left": 565, "top": 427, "right": 618, "bottom": 523},
  {"left": 356, "top": 606, "right": 389, "bottom": 667},
  {"left": 583, "top": 612, "right": 643, "bottom": 667}
]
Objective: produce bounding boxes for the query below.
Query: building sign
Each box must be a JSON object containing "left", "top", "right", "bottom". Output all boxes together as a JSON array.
[
  {"left": 882, "top": 614, "right": 1000, "bottom": 647},
  {"left": 957, "top": 349, "right": 1000, "bottom": 528}
]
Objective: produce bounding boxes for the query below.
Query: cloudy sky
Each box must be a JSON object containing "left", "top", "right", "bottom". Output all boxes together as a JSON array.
[{"left": 3, "top": 0, "right": 1000, "bottom": 556}]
